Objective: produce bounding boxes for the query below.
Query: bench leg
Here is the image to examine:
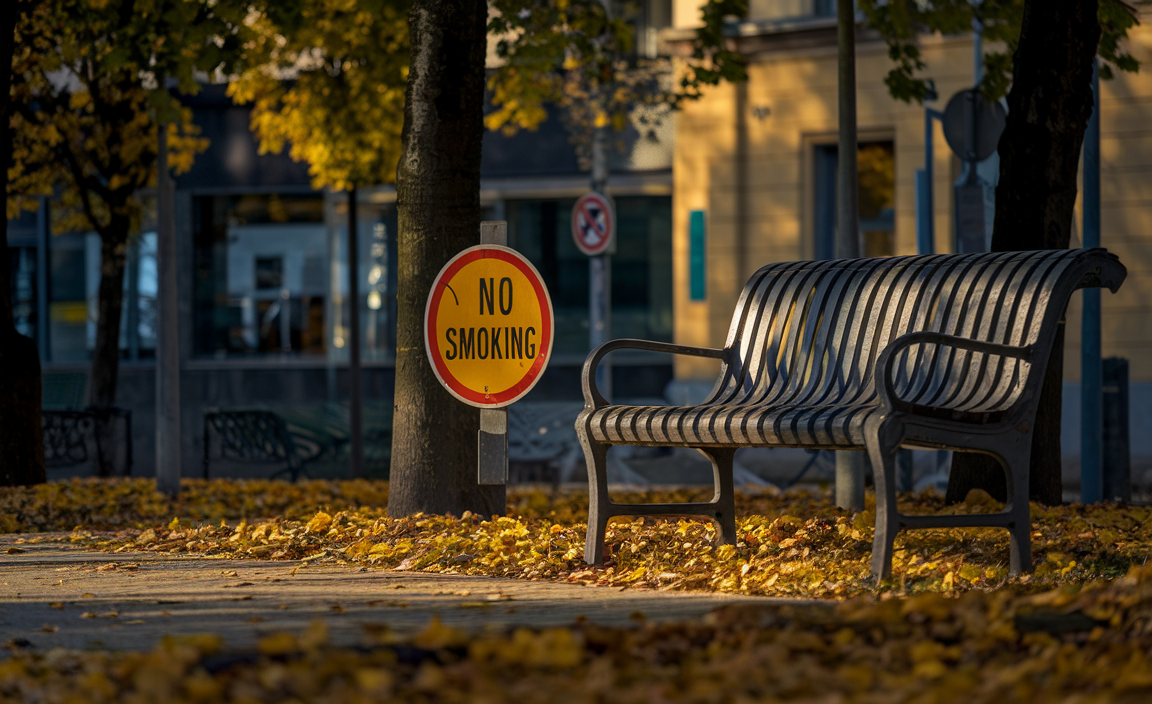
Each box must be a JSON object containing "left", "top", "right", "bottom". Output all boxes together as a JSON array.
[
  {"left": 580, "top": 431, "right": 611, "bottom": 565},
  {"left": 866, "top": 420, "right": 901, "bottom": 581},
  {"left": 1002, "top": 445, "right": 1034, "bottom": 575},
  {"left": 699, "top": 448, "right": 738, "bottom": 546}
]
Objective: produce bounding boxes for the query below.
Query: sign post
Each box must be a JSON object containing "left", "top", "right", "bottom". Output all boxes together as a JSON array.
[
  {"left": 942, "top": 88, "right": 1006, "bottom": 253},
  {"left": 424, "top": 221, "right": 554, "bottom": 485},
  {"left": 572, "top": 191, "right": 615, "bottom": 401}
]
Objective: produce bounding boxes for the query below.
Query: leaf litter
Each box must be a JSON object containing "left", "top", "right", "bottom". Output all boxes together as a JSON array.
[
  {"left": 3, "top": 479, "right": 1151, "bottom": 598},
  {"left": 3, "top": 479, "right": 1152, "bottom": 701}
]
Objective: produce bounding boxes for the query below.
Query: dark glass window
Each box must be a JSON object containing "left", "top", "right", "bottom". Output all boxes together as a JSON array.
[
  {"left": 813, "top": 140, "right": 896, "bottom": 259},
  {"left": 506, "top": 195, "right": 672, "bottom": 356},
  {"left": 193, "top": 194, "right": 327, "bottom": 358},
  {"left": 329, "top": 202, "right": 399, "bottom": 363}
]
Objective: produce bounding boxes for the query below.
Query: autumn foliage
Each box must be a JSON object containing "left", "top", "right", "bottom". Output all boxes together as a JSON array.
[
  {"left": 4, "top": 479, "right": 1152, "bottom": 701},
  {"left": 4, "top": 479, "right": 1151, "bottom": 599},
  {"left": 3, "top": 551, "right": 1152, "bottom": 701}
]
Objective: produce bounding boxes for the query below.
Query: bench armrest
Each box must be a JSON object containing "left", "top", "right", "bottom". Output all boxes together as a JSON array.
[
  {"left": 582, "top": 339, "right": 727, "bottom": 409},
  {"left": 876, "top": 331, "right": 1034, "bottom": 418}
]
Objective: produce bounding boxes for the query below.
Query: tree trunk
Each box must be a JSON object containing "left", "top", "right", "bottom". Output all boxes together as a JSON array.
[
  {"left": 946, "top": 0, "right": 1100, "bottom": 507},
  {"left": 89, "top": 216, "right": 130, "bottom": 477},
  {"left": 387, "top": 0, "right": 503, "bottom": 517},
  {"left": 0, "top": 0, "right": 45, "bottom": 487}
]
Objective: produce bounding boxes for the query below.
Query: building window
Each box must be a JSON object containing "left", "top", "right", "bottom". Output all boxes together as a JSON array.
[
  {"left": 192, "top": 194, "right": 328, "bottom": 358},
  {"left": 813, "top": 140, "right": 896, "bottom": 259},
  {"left": 9, "top": 201, "right": 161, "bottom": 363},
  {"left": 328, "top": 200, "right": 398, "bottom": 363},
  {"left": 8, "top": 245, "right": 36, "bottom": 339},
  {"left": 506, "top": 195, "right": 673, "bottom": 356}
]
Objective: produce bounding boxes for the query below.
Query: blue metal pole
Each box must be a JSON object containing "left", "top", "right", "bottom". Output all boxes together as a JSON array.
[
  {"left": 922, "top": 109, "right": 934, "bottom": 255},
  {"left": 921, "top": 108, "right": 943, "bottom": 255},
  {"left": 916, "top": 170, "right": 931, "bottom": 255},
  {"left": 1081, "top": 59, "right": 1102, "bottom": 504}
]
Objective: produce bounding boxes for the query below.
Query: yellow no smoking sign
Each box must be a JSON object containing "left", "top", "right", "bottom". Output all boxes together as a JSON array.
[{"left": 424, "top": 245, "right": 554, "bottom": 408}]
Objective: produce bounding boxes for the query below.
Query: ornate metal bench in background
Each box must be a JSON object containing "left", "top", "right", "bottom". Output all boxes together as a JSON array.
[
  {"left": 577, "top": 249, "right": 1126, "bottom": 578},
  {"left": 202, "top": 409, "right": 302, "bottom": 481},
  {"left": 202, "top": 402, "right": 395, "bottom": 480},
  {"left": 41, "top": 373, "right": 133, "bottom": 475}
]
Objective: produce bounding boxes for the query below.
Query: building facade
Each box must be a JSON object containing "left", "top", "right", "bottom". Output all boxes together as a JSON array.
[{"left": 666, "top": 0, "right": 1152, "bottom": 478}]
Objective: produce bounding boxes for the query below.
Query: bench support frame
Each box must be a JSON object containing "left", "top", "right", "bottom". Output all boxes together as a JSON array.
[
  {"left": 582, "top": 436, "right": 738, "bottom": 564},
  {"left": 578, "top": 339, "right": 735, "bottom": 565},
  {"left": 866, "top": 415, "right": 1033, "bottom": 579}
]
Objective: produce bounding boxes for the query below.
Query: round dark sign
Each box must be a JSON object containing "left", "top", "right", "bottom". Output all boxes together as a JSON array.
[{"left": 942, "top": 89, "right": 1007, "bottom": 163}]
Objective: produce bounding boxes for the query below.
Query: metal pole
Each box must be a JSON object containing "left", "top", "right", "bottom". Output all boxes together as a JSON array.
[
  {"left": 965, "top": 16, "right": 984, "bottom": 188},
  {"left": 972, "top": 15, "right": 983, "bottom": 84},
  {"left": 478, "top": 221, "right": 509, "bottom": 485},
  {"left": 35, "top": 197, "right": 50, "bottom": 360},
  {"left": 590, "top": 125, "right": 612, "bottom": 402},
  {"left": 126, "top": 238, "right": 140, "bottom": 361},
  {"left": 918, "top": 109, "right": 935, "bottom": 256},
  {"left": 156, "top": 124, "right": 181, "bottom": 496},
  {"left": 835, "top": 0, "right": 865, "bottom": 512},
  {"left": 1081, "top": 59, "right": 1102, "bottom": 504},
  {"left": 347, "top": 186, "right": 364, "bottom": 479}
]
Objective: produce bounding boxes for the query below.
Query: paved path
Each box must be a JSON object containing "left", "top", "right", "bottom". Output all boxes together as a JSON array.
[{"left": 0, "top": 535, "right": 812, "bottom": 651}]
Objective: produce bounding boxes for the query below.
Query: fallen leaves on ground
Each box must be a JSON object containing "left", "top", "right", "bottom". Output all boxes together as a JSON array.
[
  {"left": 0, "top": 479, "right": 390, "bottom": 532},
  {"left": 4, "top": 563, "right": 1152, "bottom": 703},
  {"left": 4, "top": 479, "right": 1149, "bottom": 599}
]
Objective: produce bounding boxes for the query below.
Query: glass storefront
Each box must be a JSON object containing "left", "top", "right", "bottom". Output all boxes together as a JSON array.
[
  {"left": 18, "top": 191, "right": 671, "bottom": 366},
  {"left": 85, "top": 232, "right": 157, "bottom": 359},
  {"left": 192, "top": 194, "right": 328, "bottom": 359},
  {"left": 8, "top": 245, "right": 36, "bottom": 340},
  {"left": 327, "top": 199, "right": 398, "bottom": 364},
  {"left": 6, "top": 209, "right": 159, "bottom": 362}
]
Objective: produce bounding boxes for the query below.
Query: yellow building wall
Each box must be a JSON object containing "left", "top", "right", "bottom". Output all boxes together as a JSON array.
[{"left": 673, "top": 25, "right": 1152, "bottom": 382}]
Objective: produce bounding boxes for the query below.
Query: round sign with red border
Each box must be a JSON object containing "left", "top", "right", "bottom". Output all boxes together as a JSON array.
[
  {"left": 571, "top": 192, "right": 615, "bottom": 256},
  {"left": 424, "top": 245, "right": 554, "bottom": 408}
]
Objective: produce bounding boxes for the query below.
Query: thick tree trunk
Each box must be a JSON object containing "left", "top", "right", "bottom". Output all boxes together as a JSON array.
[
  {"left": 387, "top": 0, "right": 503, "bottom": 517},
  {"left": 0, "top": 330, "right": 44, "bottom": 486},
  {"left": 0, "top": 0, "right": 45, "bottom": 487},
  {"left": 946, "top": 0, "right": 1100, "bottom": 507},
  {"left": 89, "top": 216, "right": 130, "bottom": 477}
]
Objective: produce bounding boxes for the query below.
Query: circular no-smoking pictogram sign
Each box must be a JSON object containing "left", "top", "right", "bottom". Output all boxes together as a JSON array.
[
  {"left": 571, "top": 192, "right": 615, "bottom": 256},
  {"left": 424, "top": 245, "right": 554, "bottom": 408}
]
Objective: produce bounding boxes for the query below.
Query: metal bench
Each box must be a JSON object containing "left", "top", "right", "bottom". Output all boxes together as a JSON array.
[
  {"left": 202, "top": 402, "right": 395, "bottom": 480},
  {"left": 202, "top": 409, "right": 303, "bottom": 481},
  {"left": 577, "top": 249, "right": 1126, "bottom": 578},
  {"left": 41, "top": 372, "right": 133, "bottom": 475},
  {"left": 42, "top": 407, "right": 133, "bottom": 474}
]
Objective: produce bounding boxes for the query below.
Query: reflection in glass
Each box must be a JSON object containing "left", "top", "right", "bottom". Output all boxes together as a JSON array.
[
  {"left": 9, "top": 246, "right": 36, "bottom": 339},
  {"left": 812, "top": 140, "right": 896, "bottom": 260},
  {"left": 328, "top": 202, "right": 397, "bottom": 363},
  {"left": 193, "top": 194, "right": 328, "bottom": 358}
]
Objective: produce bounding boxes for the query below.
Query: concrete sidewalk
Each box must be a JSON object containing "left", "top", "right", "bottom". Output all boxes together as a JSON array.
[{"left": 0, "top": 535, "right": 812, "bottom": 651}]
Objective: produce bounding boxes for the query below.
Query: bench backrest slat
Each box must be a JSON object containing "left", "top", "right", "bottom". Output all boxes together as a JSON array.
[{"left": 707, "top": 249, "right": 1123, "bottom": 419}]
